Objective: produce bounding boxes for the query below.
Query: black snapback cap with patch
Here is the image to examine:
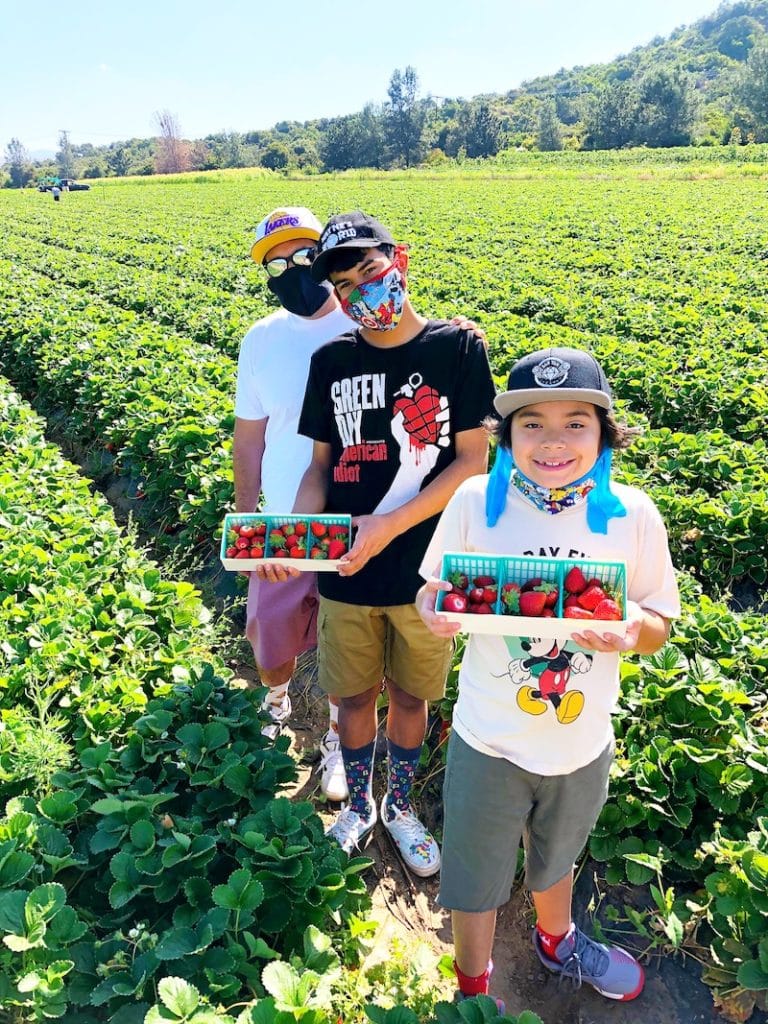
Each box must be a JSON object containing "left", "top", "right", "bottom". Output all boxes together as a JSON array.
[
  {"left": 494, "top": 347, "right": 613, "bottom": 417},
  {"left": 310, "top": 211, "right": 396, "bottom": 282}
]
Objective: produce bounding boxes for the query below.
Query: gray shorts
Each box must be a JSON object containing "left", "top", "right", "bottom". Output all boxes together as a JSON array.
[{"left": 439, "top": 730, "right": 614, "bottom": 912}]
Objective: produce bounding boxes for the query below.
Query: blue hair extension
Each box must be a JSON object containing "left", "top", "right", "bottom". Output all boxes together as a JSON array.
[
  {"left": 586, "top": 447, "right": 627, "bottom": 534},
  {"left": 485, "top": 445, "right": 513, "bottom": 527}
]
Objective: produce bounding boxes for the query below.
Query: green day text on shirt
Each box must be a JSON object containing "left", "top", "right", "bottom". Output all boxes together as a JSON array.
[{"left": 298, "top": 321, "right": 497, "bottom": 607}]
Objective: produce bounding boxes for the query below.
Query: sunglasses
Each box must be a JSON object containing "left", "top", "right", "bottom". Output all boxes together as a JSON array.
[{"left": 263, "top": 246, "right": 314, "bottom": 278}]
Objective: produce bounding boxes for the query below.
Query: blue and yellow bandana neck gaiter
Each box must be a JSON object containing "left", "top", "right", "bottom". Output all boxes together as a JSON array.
[{"left": 485, "top": 445, "right": 627, "bottom": 534}]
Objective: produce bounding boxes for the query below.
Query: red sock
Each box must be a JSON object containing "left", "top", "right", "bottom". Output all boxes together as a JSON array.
[
  {"left": 536, "top": 923, "right": 571, "bottom": 962},
  {"left": 454, "top": 958, "right": 493, "bottom": 996}
]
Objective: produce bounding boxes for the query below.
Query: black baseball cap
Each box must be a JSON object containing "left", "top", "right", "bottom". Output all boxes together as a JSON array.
[
  {"left": 310, "top": 211, "right": 396, "bottom": 282},
  {"left": 494, "top": 347, "right": 613, "bottom": 417}
]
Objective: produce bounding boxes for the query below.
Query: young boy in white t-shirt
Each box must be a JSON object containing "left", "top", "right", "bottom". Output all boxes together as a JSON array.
[{"left": 417, "top": 346, "right": 680, "bottom": 1007}]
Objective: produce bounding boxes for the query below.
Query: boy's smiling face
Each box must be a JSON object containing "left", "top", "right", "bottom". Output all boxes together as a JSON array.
[{"left": 511, "top": 400, "right": 601, "bottom": 489}]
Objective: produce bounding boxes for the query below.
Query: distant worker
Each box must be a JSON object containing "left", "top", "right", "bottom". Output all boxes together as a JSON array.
[{"left": 51, "top": 185, "right": 61, "bottom": 202}]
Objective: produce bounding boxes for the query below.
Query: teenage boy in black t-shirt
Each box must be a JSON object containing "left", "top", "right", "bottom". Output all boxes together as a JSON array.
[{"left": 291, "top": 211, "right": 496, "bottom": 873}]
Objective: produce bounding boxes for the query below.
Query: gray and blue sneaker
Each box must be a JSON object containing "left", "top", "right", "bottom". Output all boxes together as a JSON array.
[
  {"left": 326, "top": 803, "right": 376, "bottom": 855},
  {"left": 533, "top": 925, "right": 645, "bottom": 1001}
]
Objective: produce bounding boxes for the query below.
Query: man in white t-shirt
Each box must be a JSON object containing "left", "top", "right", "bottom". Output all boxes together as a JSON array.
[{"left": 234, "top": 206, "right": 350, "bottom": 801}]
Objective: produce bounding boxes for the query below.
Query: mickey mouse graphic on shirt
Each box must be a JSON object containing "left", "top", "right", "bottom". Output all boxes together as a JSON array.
[
  {"left": 374, "top": 372, "right": 450, "bottom": 514},
  {"left": 499, "top": 635, "right": 594, "bottom": 725}
]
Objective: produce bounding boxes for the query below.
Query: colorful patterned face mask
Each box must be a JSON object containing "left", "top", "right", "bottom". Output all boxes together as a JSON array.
[{"left": 340, "top": 248, "right": 408, "bottom": 331}]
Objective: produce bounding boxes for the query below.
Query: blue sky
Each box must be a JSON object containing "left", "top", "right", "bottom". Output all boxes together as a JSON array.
[{"left": 2, "top": 0, "right": 721, "bottom": 155}]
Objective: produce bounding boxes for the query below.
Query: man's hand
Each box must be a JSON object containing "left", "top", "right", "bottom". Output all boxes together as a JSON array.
[
  {"left": 568, "top": 599, "right": 642, "bottom": 653},
  {"left": 450, "top": 316, "right": 487, "bottom": 347},
  {"left": 416, "top": 578, "right": 461, "bottom": 638},
  {"left": 339, "top": 513, "right": 400, "bottom": 576}
]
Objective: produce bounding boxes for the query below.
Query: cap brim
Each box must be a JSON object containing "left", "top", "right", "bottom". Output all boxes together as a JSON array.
[
  {"left": 310, "top": 238, "right": 385, "bottom": 282},
  {"left": 494, "top": 388, "right": 612, "bottom": 417},
  {"left": 250, "top": 227, "right": 320, "bottom": 265}
]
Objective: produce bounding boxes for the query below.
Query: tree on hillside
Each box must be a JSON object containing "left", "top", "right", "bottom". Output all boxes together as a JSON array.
[
  {"left": 154, "top": 110, "right": 191, "bottom": 174},
  {"left": 537, "top": 99, "right": 564, "bottom": 150},
  {"left": 583, "top": 81, "right": 639, "bottom": 148},
  {"left": 261, "top": 141, "right": 290, "bottom": 170},
  {"left": 738, "top": 39, "right": 768, "bottom": 137},
  {"left": 107, "top": 145, "right": 130, "bottom": 177},
  {"left": 56, "top": 130, "right": 75, "bottom": 179},
  {"left": 385, "top": 66, "right": 426, "bottom": 167},
  {"left": 4, "top": 137, "right": 32, "bottom": 188},
  {"left": 636, "top": 67, "right": 695, "bottom": 146},
  {"left": 463, "top": 102, "right": 506, "bottom": 157}
]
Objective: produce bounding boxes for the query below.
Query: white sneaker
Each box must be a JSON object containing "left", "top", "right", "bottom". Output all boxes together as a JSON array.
[
  {"left": 318, "top": 730, "right": 349, "bottom": 802},
  {"left": 326, "top": 803, "right": 377, "bottom": 855},
  {"left": 261, "top": 692, "right": 291, "bottom": 740},
  {"left": 380, "top": 795, "right": 441, "bottom": 877}
]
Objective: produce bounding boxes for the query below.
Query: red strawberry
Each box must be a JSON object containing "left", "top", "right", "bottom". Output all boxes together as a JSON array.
[
  {"left": 474, "top": 603, "right": 493, "bottom": 615},
  {"left": 329, "top": 525, "right": 348, "bottom": 539},
  {"left": 235, "top": 549, "right": 251, "bottom": 560},
  {"left": 482, "top": 586, "right": 498, "bottom": 604},
  {"left": 473, "top": 575, "right": 496, "bottom": 587},
  {"left": 450, "top": 584, "right": 468, "bottom": 596},
  {"left": 578, "top": 585, "right": 607, "bottom": 611},
  {"left": 564, "top": 567, "right": 587, "bottom": 595},
  {"left": 284, "top": 533, "right": 299, "bottom": 548},
  {"left": 468, "top": 587, "right": 485, "bottom": 604},
  {"left": 272, "top": 549, "right": 288, "bottom": 558},
  {"left": 443, "top": 592, "right": 468, "bottom": 613},
  {"left": 502, "top": 582, "right": 520, "bottom": 594},
  {"left": 593, "top": 598, "right": 623, "bottom": 620},
  {"left": 326, "top": 540, "right": 347, "bottom": 560},
  {"left": 521, "top": 577, "right": 543, "bottom": 592},
  {"left": 584, "top": 578, "right": 604, "bottom": 590},
  {"left": 225, "top": 546, "right": 238, "bottom": 558},
  {"left": 249, "top": 544, "right": 264, "bottom": 558},
  {"left": 281, "top": 523, "right": 296, "bottom": 536},
  {"left": 564, "top": 606, "right": 593, "bottom": 619},
  {"left": 239, "top": 525, "right": 256, "bottom": 539},
  {"left": 235, "top": 537, "right": 250, "bottom": 550},
  {"left": 563, "top": 594, "right": 582, "bottom": 608},
  {"left": 289, "top": 545, "right": 307, "bottom": 558},
  {"left": 519, "top": 591, "right": 548, "bottom": 616},
  {"left": 310, "top": 521, "right": 327, "bottom": 538},
  {"left": 310, "top": 546, "right": 327, "bottom": 559},
  {"left": 534, "top": 582, "right": 559, "bottom": 608},
  {"left": 448, "top": 571, "right": 469, "bottom": 591},
  {"left": 254, "top": 521, "right": 267, "bottom": 536},
  {"left": 294, "top": 522, "right": 308, "bottom": 536},
  {"left": 542, "top": 608, "right": 555, "bottom": 618}
]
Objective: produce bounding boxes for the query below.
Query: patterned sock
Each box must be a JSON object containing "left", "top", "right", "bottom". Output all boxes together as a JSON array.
[
  {"left": 536, "top": 922, "right": 572, "bottom": 962},
  {"left": 340, "top": 739, "right": 375, "bottom": 819},
  {"left": 384, "top": 738, "right": 422, "bottom": 819},
  {"left": 454, "top": 959, "right": 493, "bottom": 997}
]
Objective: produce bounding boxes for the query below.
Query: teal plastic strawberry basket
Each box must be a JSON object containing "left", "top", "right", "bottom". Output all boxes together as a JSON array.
[
  {"left": 561, "top": 558, "right": 626, "bottom": 612},
  {"left": 437, "top": 552, "right": 503, "bottom": 613}
]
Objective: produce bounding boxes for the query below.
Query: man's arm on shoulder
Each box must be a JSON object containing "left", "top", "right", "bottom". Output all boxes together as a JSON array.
[
  {"left": 340, "top": 426, "right": 488, "bottom": 576},
  {"left": 233, "top": 416, "right": 267, "bottom": 513}
]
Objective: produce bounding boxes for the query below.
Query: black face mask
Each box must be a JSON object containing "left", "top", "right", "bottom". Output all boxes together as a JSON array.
[{"left": 266, "top": 266, "right": 332, "bottom": 318}]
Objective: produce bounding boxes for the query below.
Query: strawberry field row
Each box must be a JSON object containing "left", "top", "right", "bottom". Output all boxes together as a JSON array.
[{"left": 0, "top": 376, "right": 372, "bottom": 1022}]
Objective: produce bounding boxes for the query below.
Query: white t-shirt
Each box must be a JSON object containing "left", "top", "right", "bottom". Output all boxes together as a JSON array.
[
  {"left": 234, "top": 306, "right": 350, "bottom": 513},
  {"left": 419, "top": 474, "right": 681, "bottom": 776}
]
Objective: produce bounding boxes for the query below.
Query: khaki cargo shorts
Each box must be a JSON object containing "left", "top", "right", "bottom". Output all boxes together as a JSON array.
[{"left": 317, "top": 596, "right": 452, "bottom": 700}]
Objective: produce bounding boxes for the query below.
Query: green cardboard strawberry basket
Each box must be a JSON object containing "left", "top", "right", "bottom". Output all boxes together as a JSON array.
[
  {"left": 436, "top": 551, "right": 628, "bottom": 639},
  {"left": 220, "top": 512, "right": 352, "bottom": 571}
]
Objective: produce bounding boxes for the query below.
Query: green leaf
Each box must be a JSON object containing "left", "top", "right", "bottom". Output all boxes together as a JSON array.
[
  {"left": 155, "top": 927, "right": 198, "bottom": 960},
  {"left": 0, "top": 849, "right": 35, "bottom": 886},
  {"left": 26, "top": 882, "right": 66, "bottom": 926},
  {"left": 130, "top": 819, "right": 156, "bottom": 851},
  {"left": 212, "top": 869, "right": 264, "bottom": 912},
  {"left": 39, "top": 791, "right": 79, "bottom": 824},
  {"left": 0, "top": 890, "right": 26, "bottom": 933},
  {"left": 737, "top": 960, "right": 768, "bottom": 991},
  {"left": 158, "top": 976, "right": 200, "bottom": 1016}
]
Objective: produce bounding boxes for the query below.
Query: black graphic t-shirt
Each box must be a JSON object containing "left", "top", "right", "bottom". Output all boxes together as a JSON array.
[{"left": 298, "top": 320, "right": 497, "bottom": 606}]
